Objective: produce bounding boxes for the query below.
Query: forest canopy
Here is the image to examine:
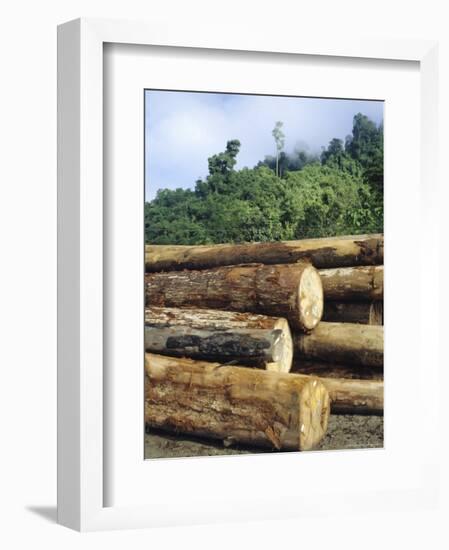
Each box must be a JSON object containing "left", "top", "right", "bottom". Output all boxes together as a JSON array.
[{"left": 145, "top": 113, "right": 383, "bottom": 245}]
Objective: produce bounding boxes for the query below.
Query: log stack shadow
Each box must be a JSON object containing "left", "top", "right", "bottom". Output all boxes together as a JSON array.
[{"left": 144, "top": 233, "right": 384, "bottom": 453}]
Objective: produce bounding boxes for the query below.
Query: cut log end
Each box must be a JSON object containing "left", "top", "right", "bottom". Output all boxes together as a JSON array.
[
  {"left": 298, "top": 264, "right": 324, "bottom": 331},
  {"left": 270, "top": 317, "right": 294, "bottom": 373},
  {"left": 298, "top": 378, "right": 330, "bottom": 450}
]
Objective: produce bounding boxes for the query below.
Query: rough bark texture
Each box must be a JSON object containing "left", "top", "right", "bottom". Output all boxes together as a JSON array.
[
  {"left": 144, "top": 353, "right": 330, "bottom": 451},
  {"left": 322, "top": 301, "right": 383, "bottom": 325},
  {"left": 295, "top": 322, "right": 383, "bottom": 367},
  {"left": 145, "top": 234, "right": 384, "bottom": 272},
  {"left": 307, "top": 376, "right": 383, "bottom": 415},
  {"left": 145, "top": 306, "right": 293, "bottom": 372},
  {"left": 292, "top": 359, "right": 383, "bottom": 380},
  {"left": 145, "top": 262, "right": 323, "bottom": 332},
  {"left": 319, "top": 266, "right": 383, "bottom": 301}
]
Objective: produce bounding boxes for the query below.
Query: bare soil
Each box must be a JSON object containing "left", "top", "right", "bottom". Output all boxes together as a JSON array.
[{"left": 144, "top": 414, "right": 383, "bottom": 459}]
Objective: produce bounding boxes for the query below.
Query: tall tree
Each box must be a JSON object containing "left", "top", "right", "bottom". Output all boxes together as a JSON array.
[
  {"left": 256, "top": 148, "right": 318, "bottom": 173},
  {"left": 201, "top": 139, "right": 242, "bottom": 195},
  {"left": 345, "top": 114, "right": 383, "bottom": 193},
  {"left": 272, "top": 121, "right": 285, "bottom": 177},
  {"left": 207, "top": 139, "right": 241, "bottom": 177},
  {"left": 320, "top": 138, "right": 345, "bottom": 166}
]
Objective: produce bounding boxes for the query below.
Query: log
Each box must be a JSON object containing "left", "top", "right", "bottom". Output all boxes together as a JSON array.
[
  {"left": 322, "top": 301, "right": 383, "bottom": 325},
  {"left": 292, "top": 359, "right": 383, "bottom": 380},
  {"left": 145, "top": 306, "right": 293, "bottom": 372},
  {"left": 145, "top": 262, "right": 323, "bottom": 332},
  {"left": 144, "top": 353, "right": 330, "bottom": 451},
  {"left": 319, "top": 265, "right": 383, "bottom": 301},
  {"left": 145, "top": 234, "right": 384, "bottom": 272},
  {"left": 295, "top": 322, "right": 383, "bottom": 367},
  {"left": 315, "top": 376, "right": 383, "bottom": 415}
]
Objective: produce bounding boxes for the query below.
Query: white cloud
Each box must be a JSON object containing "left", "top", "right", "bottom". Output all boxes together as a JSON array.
[{"left": 145, "top": 91, "right": 383, "bottom": 200}]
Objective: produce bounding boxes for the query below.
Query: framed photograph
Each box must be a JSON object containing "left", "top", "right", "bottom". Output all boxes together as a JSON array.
[
  {"left": 143, "top": 89, "right": 384, "bottom": 459},
  {"left": 58, "top": 18, "right": 440, "bottom": 531}
]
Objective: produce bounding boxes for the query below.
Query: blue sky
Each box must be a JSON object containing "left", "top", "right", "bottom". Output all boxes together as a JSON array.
[{"left": 145, "top": 90, "right": 383, "bottom": 201}]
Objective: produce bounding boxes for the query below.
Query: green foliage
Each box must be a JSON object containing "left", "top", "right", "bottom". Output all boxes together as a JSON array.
[
  {"left": 282, "top": 164, "right": 382, "bottom": 238},
  {"left": 256, "top": 149, "right": 319, "bottom": 176},
  {"left": 207, "top": 139, "right": 241, "bottom": 177},
  {"left": 145, "top": 189, "right": 209, "bottom": 245},
  {"left": 322, "top": 113, "right": 384, "bottom": 193},
  {"left": 145, "top": 113, "right": 383, "bottom": 245}
]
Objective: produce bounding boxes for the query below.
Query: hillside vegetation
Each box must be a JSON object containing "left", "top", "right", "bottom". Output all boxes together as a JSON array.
[{"left": 145, "top": 113, "right": 383, "bottom": 245}]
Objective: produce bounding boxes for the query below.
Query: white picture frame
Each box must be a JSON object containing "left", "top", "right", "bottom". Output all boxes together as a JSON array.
[{"left": 57, "top": 17, "right": 440, "bottom": 531}]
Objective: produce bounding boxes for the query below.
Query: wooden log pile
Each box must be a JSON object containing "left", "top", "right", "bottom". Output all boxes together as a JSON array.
[
  {"left": 319, "top": 265, "right": 384, "bottom": 325},
  {"left": 145, "top": 306, "right": 294, "bottom": 373},
  {"left": 145, "top": 353, "right": 330, "bottom": 451},
  {"left": 144, "top": 233, "right": 384, "bottom": 451},
  {"left": 145, "top": 262, "right": 323, "bottom": 331}
]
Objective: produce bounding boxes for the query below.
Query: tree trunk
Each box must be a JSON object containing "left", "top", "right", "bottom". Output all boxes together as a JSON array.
[
  {"left": 292, "top": 359, "right": 383, "bottom": 380},
  {"left": 309, "top": 376, "right": 383, "bottom": 415},
  {"left": 145, "top": 262, "right": 323, "bottom": 332},
  {"left": 145, "top": 234, "right": 384, "bottom": 272},
  {"left": 145, "top": 306, "right": 293, "bottom": 372},
  {"left": 144, "top": 353, "right": 330, "bottom": 451},
  {"left": 295, "top": 322, "right": 383, "bottom": 367},
  {"left": 322, "top": 301, "right": 383, "bottom": 325},
  {"left": 319, "top": 265, "right": 383, "bottom": 301}
]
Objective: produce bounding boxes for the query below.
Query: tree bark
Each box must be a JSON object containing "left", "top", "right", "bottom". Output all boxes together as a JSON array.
[
  {"left": 322, "top": 301, "right": 383, "bottom": 325},
  {"left": 145, "top": 234, "right": 384, "bottom": 272},
  {"left": 144, "top": 353, "right": 330, "bottom": 451},
  {"left": 311, "top": 376, "right": 383, "bottom": 415},
  {"left": 292, "top": 359, "right": 383, "bottom": 380},
  {"left": 145, "top": 262, "right": 323, "bottom": 332},
  {"left": 319, "top": 265, "right": 383, "bottom": 301},
  {"left": 145, "top": 306, "right": 293, "bottom": 372},
  {"left": 295, "top": 322, "right": 383, "bottom": 367}
]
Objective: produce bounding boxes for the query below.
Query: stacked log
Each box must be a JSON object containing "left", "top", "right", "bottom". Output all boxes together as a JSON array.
[
  {"left": 293, "top": 322, "right": 384, "bottom": 414},
  {"left": 321, "top": 301, "right": 383, "bottom": 325},
  {"left": 145, "top": 234, "right": 383, "bottom": 272},
  {"left": 294, "top": 322, "right": 384, "bottom": 368},
  {"left": 308, "top": 376, "right": 383, "bottom": 415},
  {"left": 145, "top": 306, "right": 294, "bottom": 372},
  {"left": 145, "top": 262, "right": 324, "bottom": 332},
  {"left": 292, "top": 359, "right": 383, "bottom": 380},
  {"left": 319, "top": 266, "right": 384, "bottom": 325},
  {"left": 145, "top": 353, "right": 330, "bottom": 451},
  {"left": 319, "top": 266, "right": 383, "bottom": 301},
  {"left": 144, "top": 233, "right": 385, "bottom": 451}
]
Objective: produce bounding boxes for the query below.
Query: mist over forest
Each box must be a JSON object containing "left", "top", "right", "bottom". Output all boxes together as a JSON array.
[{"left": 145, "top": 113, "right": 383, "bottom": 245}]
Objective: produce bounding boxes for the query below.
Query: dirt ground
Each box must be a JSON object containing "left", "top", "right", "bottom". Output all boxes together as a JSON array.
[{"left": 144, "top": 414, "right": 383, "bottom": 459}]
